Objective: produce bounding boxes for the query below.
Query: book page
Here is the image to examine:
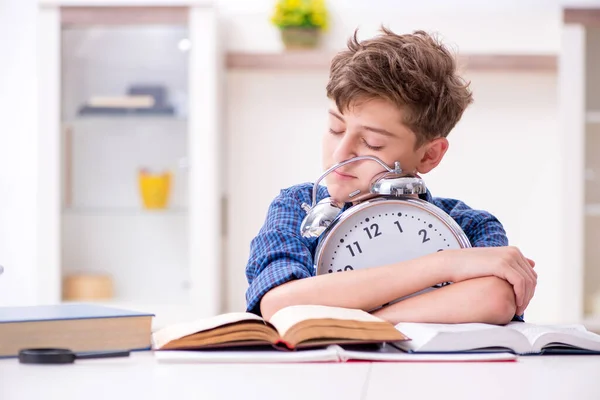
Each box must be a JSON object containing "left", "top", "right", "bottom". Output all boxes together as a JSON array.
[
  {"left": 394, "top": 323, "right": 501, "bottom": 352},
  {"left": 152, "top": 312, "right": 265, "bottom": 349},
  {"left": 338, "top": 344, "right": 517, "bottom": 362},
  {"left": 269, "top": 305, "right": 384, "bottom": 338},
  {"left": 506, "top": 323, "right": 586, "bottom": 344},
  {"left": 507, "top": 322, "right": 600, "bottom": 352},
  {"left": 394, "top": 322, "right": 529, "bottom": 353},
  {"left": 154, "top": 345, "right": 341, "bottom": 364}
]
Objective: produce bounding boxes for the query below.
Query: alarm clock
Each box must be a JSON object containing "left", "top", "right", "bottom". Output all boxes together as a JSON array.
[{"left": 300, "top": 155, "right": 471, "bottom": 302}]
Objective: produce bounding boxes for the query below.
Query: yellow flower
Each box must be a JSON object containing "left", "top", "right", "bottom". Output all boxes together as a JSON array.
[
  {"left": 310, "top": 12, "right": 326, "bottom": 29},
  {"left": 270, "top": 0, "right": 329, "bottom": 30}
]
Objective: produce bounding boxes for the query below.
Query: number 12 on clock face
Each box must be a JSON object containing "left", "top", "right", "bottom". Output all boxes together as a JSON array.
[{"left": 314, "top": 199, "right": 468, "bottom": 276}]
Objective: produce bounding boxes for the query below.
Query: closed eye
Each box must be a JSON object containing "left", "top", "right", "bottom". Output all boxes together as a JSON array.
[
  {"left": 362, "top": 138, "right": 384, "bottom": 151},
  {"left": 329, "top": 128, "right": 344, "bottom": 135}
]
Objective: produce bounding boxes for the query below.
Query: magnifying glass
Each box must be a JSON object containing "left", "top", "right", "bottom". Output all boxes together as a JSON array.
[{"left": 18, "top": 348, "right": 131, "bottom": 364}]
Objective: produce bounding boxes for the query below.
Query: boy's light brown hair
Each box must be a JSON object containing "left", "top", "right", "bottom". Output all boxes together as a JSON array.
[{"left": 326, "top": 27, "right": 473, "bottom": 148}]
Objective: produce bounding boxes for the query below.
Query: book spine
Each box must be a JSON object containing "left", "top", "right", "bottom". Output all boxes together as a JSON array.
[{"left": 273, "top": 339, "right": 294, "bottom": 351}]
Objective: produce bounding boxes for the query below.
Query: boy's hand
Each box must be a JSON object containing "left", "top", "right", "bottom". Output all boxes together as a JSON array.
[{"left": 435, "top": 246, "right": 537, "bottom": 316}]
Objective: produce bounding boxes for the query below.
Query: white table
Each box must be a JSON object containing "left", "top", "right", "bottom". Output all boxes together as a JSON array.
[{"left": 1, "top": 352, "right": 599, "bottom": 400}]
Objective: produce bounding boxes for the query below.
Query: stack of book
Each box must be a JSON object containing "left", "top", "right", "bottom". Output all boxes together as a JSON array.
[
  {"left": 150, "top": 304, "right": 600, "bottom": 363},
  {"left": 3, "top": 303, "right": 600, "bottom": 363},
  {"left": 0, "top": 304, "right": 153, "bottom": 358}
]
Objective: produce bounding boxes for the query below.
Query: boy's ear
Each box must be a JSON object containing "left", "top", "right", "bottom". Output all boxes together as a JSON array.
[{"left": 416, "top": 137, "right": 449, "bottom": 174}]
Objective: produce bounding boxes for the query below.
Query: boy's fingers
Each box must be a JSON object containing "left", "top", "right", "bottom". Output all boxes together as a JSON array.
[
  {"left": 516, "top": 305, "right": 525, "bottom": 316},
  {"left": 514, "top": 250, "right": 537, "bottom": 287},
  {"left": 506, "top": 269, "right": 525, "bottom": 308},
  {"left": 526, "top": 258, "right": 536, "bottom": 268},
  {"left": 514, "top": 262, "right": 533, "bottom": 311},
  {"left": 515, "top": 254, "right": 536, "bottom": 295},
  {"left": 514, "top": 249, "right": 536, "bottom": 281}
]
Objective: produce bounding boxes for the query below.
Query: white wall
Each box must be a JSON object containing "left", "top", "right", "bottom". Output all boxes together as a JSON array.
[
  {"left": 0, "top": 0, "right": 568, "bottom": 323},
  {"left": 0, "top": 0, "right": 39, "bottom": 305},
  {"left": 221, "top": 0, "right": 563, "bottom": 323},
  {"left": 218, "top": 0, "right": 562, "bottom": 54},
  {"left": 224, "top": 69, "right": 561, "bottom": 324},
  {"left": 427, "top": 72, "right": 560, "bottom": 324}
]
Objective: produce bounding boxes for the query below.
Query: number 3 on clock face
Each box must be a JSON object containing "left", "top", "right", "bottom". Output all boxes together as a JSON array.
[{"left": 314, "top": 198, "right": 471, "bottom": 275}]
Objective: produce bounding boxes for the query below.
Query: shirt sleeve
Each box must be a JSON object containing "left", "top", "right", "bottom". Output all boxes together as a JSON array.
[
  {"left": 439, "top": 199, "right": 509, "bottom": 248},
  {"left": 245, "top": 188, "right": 317, "bottom": 316},
  {"left": 439, "top": 198, "right": 524, "bottom": 320},
  {"left": 465, "top": 212, "right": 509, "bottom": 248}
]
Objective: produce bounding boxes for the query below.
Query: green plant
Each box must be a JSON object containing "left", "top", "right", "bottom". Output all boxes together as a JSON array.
[{"left": 271, "top": 0, "right": 329, "bottom": 31}]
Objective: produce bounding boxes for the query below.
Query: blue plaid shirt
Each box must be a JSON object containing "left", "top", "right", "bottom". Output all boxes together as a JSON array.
[{"left": 245, "top": 182, "right": 520, "bottom": 320}]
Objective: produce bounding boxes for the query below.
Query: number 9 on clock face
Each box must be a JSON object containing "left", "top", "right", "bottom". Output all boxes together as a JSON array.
[{"left": 314, "top": 198, "right": 471, "bottom": 275}]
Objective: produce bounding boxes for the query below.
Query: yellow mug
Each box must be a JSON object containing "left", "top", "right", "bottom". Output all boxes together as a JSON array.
[{"left": 138, "top": 169, "right": 172, "bottom": 209}]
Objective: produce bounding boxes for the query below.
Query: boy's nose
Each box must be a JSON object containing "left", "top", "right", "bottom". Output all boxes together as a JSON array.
[{"left": 332, "top": 136, "right": 357, "bottom": 164}]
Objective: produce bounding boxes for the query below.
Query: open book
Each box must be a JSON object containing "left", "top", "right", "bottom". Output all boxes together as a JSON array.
[
  {"left": 393, "top": 321, "right": 600, "bottom": 355},
  {"left": 152, "top": 305, "right": 408, "bottom": 351}
]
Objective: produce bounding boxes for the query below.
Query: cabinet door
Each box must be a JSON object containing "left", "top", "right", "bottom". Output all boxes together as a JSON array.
[
  {"left": 584, "top": 28, "right": 600, "bottom": 328},
  {"left": 61, "top": 9, "right": 190, "bottom": 307},
  {"left": 51, "top": 3, "right": 223, "bottom": 325},
  {"left": 44, "top": 6, "right": 223, "bottom": 325}
]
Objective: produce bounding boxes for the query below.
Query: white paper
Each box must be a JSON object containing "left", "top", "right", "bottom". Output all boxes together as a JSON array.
[
  {"left": 393, "top": 322, "right": 529, "bottom": 353},
  {"left": 154, "top": 346, "right": 340, "bottom": 364},
  {"left": 153, "top": 345, "right": 517, "bottom": 364}
]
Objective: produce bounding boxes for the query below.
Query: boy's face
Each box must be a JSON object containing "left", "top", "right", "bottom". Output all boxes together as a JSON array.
[{"left": 322, "top": 98, "right": 447, "bottom": 203}]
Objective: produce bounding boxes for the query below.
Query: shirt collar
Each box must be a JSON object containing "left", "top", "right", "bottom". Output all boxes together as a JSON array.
[{"left": 420, "top": 188, "right": 433, "bottom": 203}]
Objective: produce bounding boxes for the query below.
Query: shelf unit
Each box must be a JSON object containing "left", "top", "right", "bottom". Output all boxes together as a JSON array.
[
  {"left": 560, "top": 7, "right": 600, "bottom": 331},
  {"left": 587, "top": 111, "right": 600, "bottom": 124},
  {"left": 585, "top": 204, "right": 600, "bottom": 217},
  {"left": 226, "top": 51, "right": 557, "bottom": 72},
  {"left": 37, "top": 0, "right": 222, "bottom": 325}
]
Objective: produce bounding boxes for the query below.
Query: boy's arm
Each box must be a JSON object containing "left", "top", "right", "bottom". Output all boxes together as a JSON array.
[
  {"left": 247, "top": 188, "right": 460, "bottom": 319},
  {"left": 259, "top": 245, "right": 535, "bottom": 321},
  {"left": 245, "top": 188, "right": 317, "bottom": 316},
  {"left": 249, "top": 190, "right": 535, "bottom": 322},
  {"left": 259, "top": 251, "right": 447, "bottom": 320},
  {"left": 370, "top": 209, "right": 536, "bottom": 324},
  {"left": 372, "top": 276, "right": 517, "bottom": 325},
  {"left": 246, "top": 187, "right": 445, "bottom": 318},
  {"left": 443, "top": 205, "right": 536, "bottom": 317}
]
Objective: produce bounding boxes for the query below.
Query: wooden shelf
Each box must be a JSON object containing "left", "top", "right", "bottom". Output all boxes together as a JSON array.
[
  {"left": 60, "top": 6, "right": 188, "bottom": 26},
  {"left": 42, "top": 0, "right": 211, "bottom": 8},
  {"left": 226, "top": 51, "right": 558, "bottom": 72},
  {"left": 586, "top": 204, "right": 600, "bottom": 216},
  {"left": 564, "top": 8, "right": 600, "bottom": 28},
  {"left": 587, "top": 111, "right": 600, "bottom": 124},
  {"left": 458, "top": 54, "right": 557, "bottom": 72},
  {"left": 62, "top": 207, "right": 187, "bottom": 216}
]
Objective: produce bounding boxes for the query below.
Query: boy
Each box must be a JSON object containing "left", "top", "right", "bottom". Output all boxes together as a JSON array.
[{"left": 245, "top": 28, "right": 537, "bottom": 324}]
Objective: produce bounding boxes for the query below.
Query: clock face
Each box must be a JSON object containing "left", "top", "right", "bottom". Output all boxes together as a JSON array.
[{"left": 315, "top": 198, "right": 470, "bottom": 275}]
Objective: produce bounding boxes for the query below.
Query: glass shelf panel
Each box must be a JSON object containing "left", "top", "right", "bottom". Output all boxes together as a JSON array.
[
  {"left": 63, "top": 117, "right": 188, "bottom": 210},
  {"left": 59, "top": 17, "right": 191, "bottom": 305}
]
